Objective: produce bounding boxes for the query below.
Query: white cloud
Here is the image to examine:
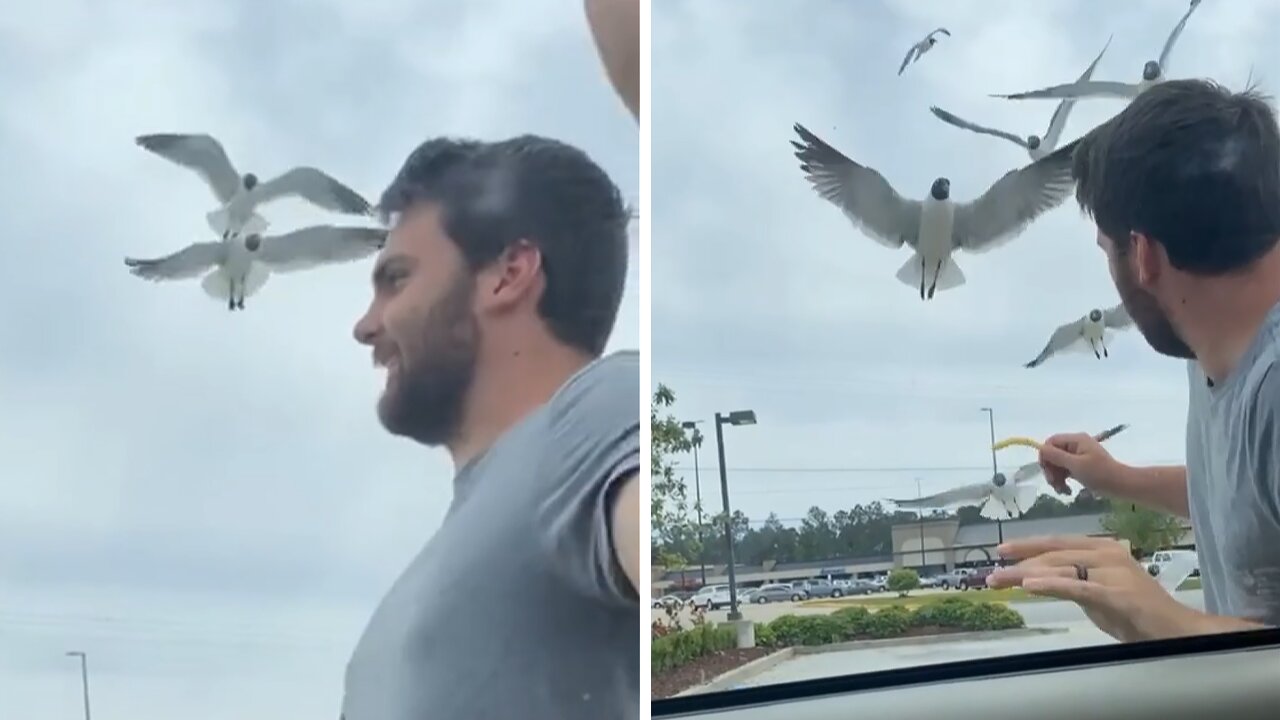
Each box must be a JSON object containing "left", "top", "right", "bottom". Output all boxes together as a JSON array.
[
  {"left": 652, "top": 0, "right": 1277, "bottom": 524},
  {"left": 0, "top": 0, "right": 637, "bottom": 717}
]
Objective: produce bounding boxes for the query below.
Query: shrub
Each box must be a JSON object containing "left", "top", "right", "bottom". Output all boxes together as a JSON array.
[
  {"left": 886, "top": 568, "right": 920, "bottom": 596},
  {"left": 910, "top": 596, "right": 973, "bottom": 628},
  {"left": 754, "top": 622, "right": 777, "bottom": 648},
  {"left": 959, "top": 602, "right": 1026, "bottom": 632},
  {"left": 767, "top": 614, "right": 844, "bottom": 647},
  {"left": 865, "top": 605, "right": 912, "bottom": 638},
  {"left": 651, "top": 622, "right": 735, "bottom": 674},
  {"left": 832, "top": 605, "right": 871, "bottom": 638}
]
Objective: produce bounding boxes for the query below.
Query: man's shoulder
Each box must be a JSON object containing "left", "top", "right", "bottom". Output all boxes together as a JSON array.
[{"left": 547, "top": 350, "right": 640, "bottom": 422}]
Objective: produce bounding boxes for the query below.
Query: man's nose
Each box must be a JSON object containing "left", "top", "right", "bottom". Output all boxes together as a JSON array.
[{"left": 353, "top": 308, "right": 380, "bottom": 346}]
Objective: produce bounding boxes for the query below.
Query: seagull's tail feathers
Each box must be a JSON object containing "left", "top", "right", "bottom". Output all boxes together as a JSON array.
[
  {"left": 206, "top": 207, "right": 269, "bottom": 238},
  {"left": 979, "top": 496, "right": 1013, "bottom": 521},
  {"left": 894, "top": 253, "right": 966, "bottom": 295},
  {"left": 242, "top": 263, "right": 271, "bottom": 298},
  {"left": 200, "top": 269, "right": 232, "bottom": 301}
]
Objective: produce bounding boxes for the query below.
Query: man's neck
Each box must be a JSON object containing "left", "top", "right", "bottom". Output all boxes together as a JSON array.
[
  {"left": 1177, "top": 250, "right": 1280, "bottom": 383},
  {"left": 447, "top": 340, "right": 595, "bottom": 470}
]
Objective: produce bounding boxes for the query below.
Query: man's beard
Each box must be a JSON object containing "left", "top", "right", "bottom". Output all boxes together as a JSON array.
[
  {"left": 378, "top": 271, "right": 480, "bottom": 446},
  {"left": 1113, "top": 260, "right": 1195, "bottom": 360}
]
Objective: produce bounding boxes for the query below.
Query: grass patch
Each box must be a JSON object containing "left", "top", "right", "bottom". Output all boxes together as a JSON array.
[
  {"left": 1177, "top": 577, "right": 1201, "bottom": 591},
  {"left": 803, "top": 588, "right": 1051, "bottom": 609}
]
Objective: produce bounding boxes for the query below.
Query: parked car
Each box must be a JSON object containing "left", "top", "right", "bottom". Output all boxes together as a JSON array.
[
  {"left": 935, "top": 568, "right": 974, "bottom": 590},
  {"left": 746, "top": 583, "right": 797, "bottom": 604},
  {"left": 834, "top": 578, "right": 877, "bottom": 595},
  {"left": 651, "top": 594, "right": 683, "bottom": 609},
  {"left": 688, "top": 584, "right": 732, "bottom": 610},
  {"left": 795, "top": 579, "right": 845, "bottom": 599},
  {"left": 958, "top": 566, "right": 994, "bottom": 590}
]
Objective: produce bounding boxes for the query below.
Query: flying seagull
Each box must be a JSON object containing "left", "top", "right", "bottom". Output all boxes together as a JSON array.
[
  {"left": 898, "top": 28, "right": 950, "bottom": 75},
  {"left": 930, "top": 35, "right": 1112, "bottom": 161},
  {"left": 889, "top": 424, "right": 1129, "bottom": 520},
  {"left": 124, "top": 225, "right": 387, "bottom": 311},
  {"left": 790, "top": 123, "right": 1078, "bottom": 300},
  {"left": 992, "top": 0, "right": 1202, "bottom": 103},
  {"left": 1025, "top": 303, "right": 1134, "bottom": 368},
  {"left": 136, "top": 133, "right": 375, "bottom": 240}
]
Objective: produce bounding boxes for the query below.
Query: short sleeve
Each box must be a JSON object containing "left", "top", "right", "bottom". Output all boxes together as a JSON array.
[
  {"left": 536, "top": 351, "right": 641, "bottom": 606},
  {"left": 1245, "top": 360, "right": 1280, "bottom": 525}
]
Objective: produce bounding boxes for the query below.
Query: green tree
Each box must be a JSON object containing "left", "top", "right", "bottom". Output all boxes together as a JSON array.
[
  {"left": 887, "top": 568, "right": 920, "bottom": 597},
  {"left": 651, "top": 384, "right": 694, "bottom": 546},
  {"left": 1101, "top": 503, "right": 1186, "bottom": 558}
]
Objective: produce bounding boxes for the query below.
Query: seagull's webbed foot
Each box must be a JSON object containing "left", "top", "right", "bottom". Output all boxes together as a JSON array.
[{"left": 236, "top": 297, "right": 245, "bottom": 310}]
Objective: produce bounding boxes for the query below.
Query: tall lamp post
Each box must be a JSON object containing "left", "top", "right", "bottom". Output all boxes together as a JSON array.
[
  {"left": 980, "top": 407, "right": 1005, "bottom": 547},
  {"left": 915, "top": 477, "right": 927, "bottom": 569},
  {"left": 680, "top": 420, "right": 708, "bottom": 585},
  {"left": 66, "top": 650, "right": 91, "bottom": 720},
  {"left": 714, "top": 408, "right": 757, "bottom": 622}
]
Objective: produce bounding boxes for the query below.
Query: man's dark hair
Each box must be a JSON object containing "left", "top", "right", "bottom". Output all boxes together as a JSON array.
[
  {"left": 380, "top": 135, "right": 631, "bottom": 357},
  {"left": 1072, "top": 78, "right": 1280, "bottom": 274}
]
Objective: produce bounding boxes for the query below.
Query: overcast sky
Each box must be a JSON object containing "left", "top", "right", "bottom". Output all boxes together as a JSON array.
[
  {"left": 0, "top": 1, "right": 637, "bottom": 717},
  {"left": 652, "top": 0, "right": 1279, "bottom": 526}
]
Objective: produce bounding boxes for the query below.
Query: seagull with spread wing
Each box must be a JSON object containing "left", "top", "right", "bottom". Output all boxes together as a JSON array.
[
  {"left": 124, "top": 225, "right": 387, "bottom": 311},
  {"left": 899, "top": 27, "right": 950, "bottom": 75},
  {"left": 1025, "top": 303, "right": 1134, "bottom": 368},
  {"left": 992, "top": 0, "right": 1201, "bottom": 103},
  {"left": 888, "top": 424, "right": 1129, "bottom": 520},
  {"left": 135, "top": 132, "right": 375, "bottom": 240},
  {"left": 930, "top": 35, "right": 1111, "bottom": 160},
  {"left": 790, "top": 123, "right": 1078, "bottom": 300}
]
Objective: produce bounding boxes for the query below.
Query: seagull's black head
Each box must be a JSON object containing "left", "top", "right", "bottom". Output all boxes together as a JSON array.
[
  {"left": 929, "top": 177, "right": 950, "bottom": 201},
  {"left": 1142, "top": 61, "right": 1161, "bottom": 81},
  {"left": 1089, "top": 308, "right": 1104, "bottom": 322},
  {"left": 992, "top": 472, "right": 1007, "bottom": 488},
  {"left": 244, "top": 234, "right": 262, "bottom": 252},
  {"left": 243, "top": 173, "right": 259, "bottom": 190},
  {"left": 1027, "top": 135, "right": 1042, "bottom": 149}
]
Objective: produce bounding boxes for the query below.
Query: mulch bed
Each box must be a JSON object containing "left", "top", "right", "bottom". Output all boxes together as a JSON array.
[
  {"left": 651, "top": 626, "right": 977, "bottom": 699},
  {"left": 652, "top": 647, "right": 772, "bottom": 699}
]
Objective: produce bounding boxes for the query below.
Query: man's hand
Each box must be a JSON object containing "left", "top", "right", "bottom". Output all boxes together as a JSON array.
[
  {"left": 1038, "top": 432, "right": 1129, "bottom": 496},
  {"left": 987, "top": 535, "right": 1205, "bottom": 642}
]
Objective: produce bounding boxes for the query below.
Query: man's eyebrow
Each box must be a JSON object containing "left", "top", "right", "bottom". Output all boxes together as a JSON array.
[{"left": 372, "top": 254, "right": 410, "bottom": 285}]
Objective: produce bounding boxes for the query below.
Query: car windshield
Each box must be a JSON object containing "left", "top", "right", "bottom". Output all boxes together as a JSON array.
[
  {"left": 2, "top": 2, "right": 641, "bottom": 718},
  {"left": 649, "top": 0, "right": 1262, "bottom": 712}
]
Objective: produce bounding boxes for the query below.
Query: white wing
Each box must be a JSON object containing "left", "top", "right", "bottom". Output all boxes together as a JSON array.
[
  {"left": 135, "top": 133, "right": 242, "bottom": 204},
  {"left": 246, "top": 167, "right": 374, "bottom": 216},
  {"left": 888, "top": 481, "right": 993, "bottom": 509},
  {"left": 952, "top": 139, "right": 1078, "bottom": 252},
  {"left": 253, "top": 225, "right": 387, "bottom": 273},
  {"left": 1043, "top": 35, "right": 1113, "bottom": 150},
  {"left": 930, "top": 106, "right": 1029, "bottom": 149},
  {"left": 1158, "top": 0, "right": 1202, "bottom": 75},
  {"left": 791, "top": 123, "right": 922, "bottom": 249},
  {"left": 995, "top": 80, "right": 1141, "bottom": 101},
  {"left": 898, "top": 44, "right": 920, "bottom": 75},
  {"left": 1103, "top": 303, "right": 1134, "bottom": 329},
  {"left": 927, "top": 28, "right": 951, "bottom": 40},
  {"left": 124, "top": 242, "right": 225, "bottom": 281},
  {"left": 1024, "top": 315, "right": 1089, "bottom": 368}
]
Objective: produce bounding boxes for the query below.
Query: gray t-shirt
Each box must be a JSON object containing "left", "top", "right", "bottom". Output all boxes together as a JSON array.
[
  {"left": 1185, "top": 303, "right": 1280, "bottom": 627},
  {"left": 340, "top": 350, "right": 641, "bottom": 719}
]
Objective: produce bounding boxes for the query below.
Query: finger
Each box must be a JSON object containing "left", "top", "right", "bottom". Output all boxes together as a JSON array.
[
  {"left": 1021, "top": 576, "right": 1110, "bottom": 605},
  {"left": 987, "top": 563, "right": 1085, "bottom": 589},
  {"left": 1018, "top": 548, "right": 1108, "bottom": 569},
  {"left": 998, "top": 535, "right": 1113, "bottom": 560},
  {"left": 1038, "top": 442, "right": 1081, "bottom": 474}
]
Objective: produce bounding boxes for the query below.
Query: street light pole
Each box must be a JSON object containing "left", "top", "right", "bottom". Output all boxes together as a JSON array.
[
  {"left": 980, "top": 407, "right": 1005, "bottom": 546},
  {"left": 66, "top": 651, "right": 90, "bottom": 720},
  {"left": 916, "top": 477, "right": 927, "bottom": 569},
  {"left": 713, "top": 409, "right": 757, "bottom": 622},
  {"left": 681, "top": 420, "right": 708, "bottom": 586}
]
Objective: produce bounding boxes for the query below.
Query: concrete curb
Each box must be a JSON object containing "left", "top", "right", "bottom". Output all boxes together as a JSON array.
[
  {"left": 791, "top": 626, "right": 1067, "bottom": 655},
  {"left": 676, "top": 626, "right": 1067, "bottom": 695},
  {"left": 674, "top": 648, "right": 794, "bottom": 696}
]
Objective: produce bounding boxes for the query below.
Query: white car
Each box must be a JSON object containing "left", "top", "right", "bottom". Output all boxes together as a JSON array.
[{"left": 688, "top": 585, "right": 732, "bottom": 610}]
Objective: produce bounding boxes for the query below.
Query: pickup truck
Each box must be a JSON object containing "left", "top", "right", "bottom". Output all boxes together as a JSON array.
[{"left": 935, "top": 566, "right": 995, "bottom": 591}]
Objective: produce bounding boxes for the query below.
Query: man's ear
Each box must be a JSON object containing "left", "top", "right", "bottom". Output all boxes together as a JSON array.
[
  {"left": 1130, "top": 231, "right": 1163, "bottom": 289},
  {"left": 477, "top": 240, "right": 544, "bottom": 313}
]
